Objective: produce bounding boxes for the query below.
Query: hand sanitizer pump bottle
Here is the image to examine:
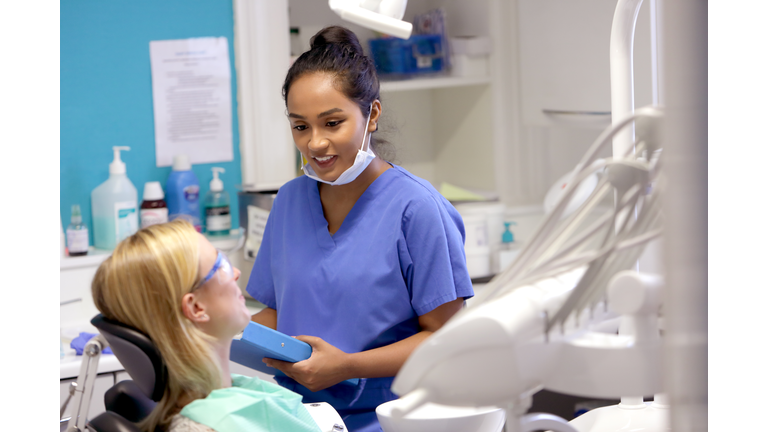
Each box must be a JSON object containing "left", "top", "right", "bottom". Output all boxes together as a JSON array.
[
  {"left": 204, "top": 167, "right": 231, "bottom": 237},
  {"left": 498, "top": 221, "right": 521, "bottom": 271},
  {"left": 91, "top": 146, "right": 138, "bottom": 250}
]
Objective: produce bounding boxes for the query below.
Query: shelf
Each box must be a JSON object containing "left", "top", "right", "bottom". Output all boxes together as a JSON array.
[
  {"left": 60, "top": 230, "right": 243, "bottom": 270},
  {"left": 206, "top": 229, "right": 244, "bottom": 252},
  {"left": 380, "top": 75, "right": 490, "bottom": 93},
  {"left": 60, "top": 248, "right": 112, "bottom": 270}
]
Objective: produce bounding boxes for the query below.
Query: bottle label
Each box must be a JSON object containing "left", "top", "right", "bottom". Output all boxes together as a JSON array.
[
  {"left": 115, "top": 201, "right": 138, "bottom": 242},
  {"left": 66, "top": 229, "right": 89, "bottom": 254},
  {"left": 184, "top": 185, "right": 200, "bottom": 202},
  {"left": 245, "top": 205, "right": 270, "bottom": 260},
  {"left": 206, "top": 206, "right": 231, "bottom": 232},
  {"left": 170, "top": 213, "right": 202, "bottom": 232},
  {"left": 140, "top": 207, "right": 169, "bottom": 229}
]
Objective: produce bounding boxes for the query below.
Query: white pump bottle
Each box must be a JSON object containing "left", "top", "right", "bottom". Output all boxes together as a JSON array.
[{"left": 91, "top": 146, "right": 138, "bottom": 250}]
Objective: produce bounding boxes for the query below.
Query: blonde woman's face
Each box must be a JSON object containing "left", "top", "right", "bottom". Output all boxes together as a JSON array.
[{"left": 194, "top": 234, "right": 250, "bottom": 340}]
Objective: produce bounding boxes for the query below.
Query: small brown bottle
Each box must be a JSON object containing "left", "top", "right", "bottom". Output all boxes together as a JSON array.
[{"left": 140, "top": 181, "right": 169, "bottom": 229}]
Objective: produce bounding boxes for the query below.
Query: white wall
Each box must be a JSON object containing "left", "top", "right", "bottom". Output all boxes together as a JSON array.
[
  {"left": 433, "top": 85, "right": 495, "bottom": 191},
  {"left": 381, "top": 85, "right": 496, "bottom": 192}
]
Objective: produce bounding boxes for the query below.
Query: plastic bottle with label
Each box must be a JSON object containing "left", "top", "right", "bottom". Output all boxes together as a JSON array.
[
  {"left": 66, "top": 204, "right": 89, "bottom": 256},
  {"left": 140, "top": 181, "right": 169, "bottom": 229},
  {"left": 498, "top": 221, "right": 521, "bottom": 271},
  {"left": 166, "top": 155, "right": 202, "bottom": 232},
  {"left": 91, "top": 146, "right": 138, "bottom": 250},
  {"left": 204, "top": 167, "right": 231, "bottom": 237}
]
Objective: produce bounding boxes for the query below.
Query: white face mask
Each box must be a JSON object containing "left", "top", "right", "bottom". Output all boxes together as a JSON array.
[{"left": 301, "top": 104, "right": 376, "bottom": 186}]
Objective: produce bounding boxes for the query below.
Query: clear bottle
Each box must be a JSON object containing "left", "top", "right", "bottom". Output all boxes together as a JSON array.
[
  {"left": 140, "top": 181, "right": 169, "bottom": 229},
  {"left": 204, "top": 167, "right": 231, "bottom": 237},
  {"left": 66, "top": 204, "right": 89, "bottom": 256},
  {"left": 91, "top": 146, "right": 138, "bottom": 250}
]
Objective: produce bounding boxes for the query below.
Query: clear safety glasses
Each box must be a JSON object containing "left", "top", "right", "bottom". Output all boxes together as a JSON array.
[{"left": 192, "top": 250, "right": 235, "bottom": 291}]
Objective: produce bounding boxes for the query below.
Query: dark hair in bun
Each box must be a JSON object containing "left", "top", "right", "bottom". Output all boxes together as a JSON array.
[{"left": 282, "top": 26, "right": 380, "bottom": 119}]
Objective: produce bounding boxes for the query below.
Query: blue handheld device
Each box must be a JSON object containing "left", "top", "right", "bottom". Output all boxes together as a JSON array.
[{"left": 230, "top": 322, "right": 359, "bottom": 386}]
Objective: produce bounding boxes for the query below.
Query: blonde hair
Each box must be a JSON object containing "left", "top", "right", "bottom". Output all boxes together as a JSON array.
[{"left": 92, "top": 219, "right": 221, "bottom": 432}]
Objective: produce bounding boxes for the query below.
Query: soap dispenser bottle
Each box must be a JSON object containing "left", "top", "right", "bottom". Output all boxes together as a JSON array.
[
  {"left": 91, "top": 146, "right": 138, "bottom": 250},
  {"left": 501, "top": 221, "right": 516, "bottom": 245},
  {"left": 498, "top": 221, "right": 520, "bottom": 271},
  {"left": 204, "top": 167, "right": 231, "bottom": 237}
]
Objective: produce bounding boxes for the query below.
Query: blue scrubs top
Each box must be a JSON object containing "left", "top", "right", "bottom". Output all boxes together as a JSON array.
[{"left": 246, "top": 165, "right": 474, "bottom": 432}]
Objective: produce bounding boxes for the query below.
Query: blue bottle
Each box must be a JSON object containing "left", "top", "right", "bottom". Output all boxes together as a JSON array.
[{"left": 166, "top": 154, "right": 201, "bottom": 232}]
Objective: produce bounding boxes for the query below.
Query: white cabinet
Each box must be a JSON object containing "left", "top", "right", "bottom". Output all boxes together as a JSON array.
[
  {"left": 60, "top": 373, "right": 115, "bottom": 420},
  {"left": 382, "top": 85, "right": 495, "bottom": 191},
  {"left": 492, "top": 0, "right": 657, "bottom": 206},
  {"left": 517, "top": 0, "right": 654, "bottom": 127},
  {"left": 60, "top": 250, "right": 111, "bottom": 329},
  {"left": 61, "top": 252, "right": 127, "bottom": 423},
  {"left": 233, "top": 0, "right": 296, "bottom": 191}
]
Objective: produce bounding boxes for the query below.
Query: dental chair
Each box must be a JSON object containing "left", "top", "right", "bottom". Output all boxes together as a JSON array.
[
  {"left": 84, "top": 314, "right": 164, "bottom": 432},
  {"left": 75, "top": 314, "right": 346, "bottom": 432}
]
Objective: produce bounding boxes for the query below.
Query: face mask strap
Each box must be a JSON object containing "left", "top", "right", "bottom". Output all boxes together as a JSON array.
[
  {"left": 360, "top": 103, "right": 373, "bottom": 153},
  {"left": 298, "top": 151, "right": 304, "bottom": 173}
]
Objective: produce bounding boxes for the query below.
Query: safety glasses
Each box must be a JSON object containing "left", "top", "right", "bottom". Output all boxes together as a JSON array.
[{"left": 192, "top": 250, "right": 234, "bottom": 291}]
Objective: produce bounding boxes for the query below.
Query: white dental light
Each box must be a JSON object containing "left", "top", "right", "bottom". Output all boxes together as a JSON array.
[{"left": 328, "top": 0, "right": 413, "bottom": 39}]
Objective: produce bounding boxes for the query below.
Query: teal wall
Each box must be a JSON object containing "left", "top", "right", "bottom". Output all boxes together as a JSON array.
[{"left": 61, "top": 0, "right": 242, "bottom": 245}]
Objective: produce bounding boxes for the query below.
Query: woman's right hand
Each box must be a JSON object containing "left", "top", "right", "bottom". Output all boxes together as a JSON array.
[
  {"left": 251, "top": 307, "right": 277, "bottom": 330},
  {"left": 264, "top": 335, "right": 353, "bottom": 392}
]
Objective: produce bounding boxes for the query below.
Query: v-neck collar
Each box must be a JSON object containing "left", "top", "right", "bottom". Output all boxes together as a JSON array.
[{"left": 305, "top": 165, "right": 397, "bottom": 250}]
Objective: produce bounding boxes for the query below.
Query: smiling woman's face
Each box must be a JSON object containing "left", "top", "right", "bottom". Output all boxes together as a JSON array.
[{"left": 287, "top": 72, "right": 376, "bottom": 183}]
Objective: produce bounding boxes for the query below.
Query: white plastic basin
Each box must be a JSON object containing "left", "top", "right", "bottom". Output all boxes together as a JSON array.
[{"left": 376, "top": 400, "right": 505, "bottom": 432}]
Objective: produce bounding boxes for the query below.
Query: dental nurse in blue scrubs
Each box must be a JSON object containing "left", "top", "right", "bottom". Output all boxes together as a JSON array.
[{"left": 247, "top": 26, "right": 474, "bottom": 432}]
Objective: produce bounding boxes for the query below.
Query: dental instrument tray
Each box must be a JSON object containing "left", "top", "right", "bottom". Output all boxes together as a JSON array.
[{"left": 230, "top": 321, "right": 358, "bottom": 385}]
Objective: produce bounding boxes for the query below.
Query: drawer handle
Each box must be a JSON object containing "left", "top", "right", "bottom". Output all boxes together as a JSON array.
[
  {"left": 542, "top": 109, "right": 611, "bottom": 117},
  {"left": 60, "top": 298, "right": 82, "bottom": 306}
]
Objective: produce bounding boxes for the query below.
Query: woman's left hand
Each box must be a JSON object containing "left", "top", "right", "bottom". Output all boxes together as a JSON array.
[{"left": 263, "top": 335, "right": 352, "bottom": 392}]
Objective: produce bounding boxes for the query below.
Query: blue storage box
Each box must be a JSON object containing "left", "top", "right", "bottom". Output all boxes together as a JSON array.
[{"left": 369, "top": 34, "right": 446, "bottom": 78}]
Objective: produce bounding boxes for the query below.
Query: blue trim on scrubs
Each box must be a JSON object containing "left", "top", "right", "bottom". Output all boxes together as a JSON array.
[{"left": 246, "top": 165, "right": 474, "bottom": 432}]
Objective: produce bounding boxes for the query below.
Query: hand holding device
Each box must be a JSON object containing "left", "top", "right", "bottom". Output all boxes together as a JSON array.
[{"left": 264, "top": 335, "right": 357, "bottom": 392}]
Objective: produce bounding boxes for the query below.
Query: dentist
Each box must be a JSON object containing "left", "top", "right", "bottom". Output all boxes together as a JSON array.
[{"left": 247, "top": 26, "right": 473, "bottom": 432}]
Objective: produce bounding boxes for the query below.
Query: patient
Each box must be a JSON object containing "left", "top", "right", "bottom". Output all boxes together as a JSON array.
[{"left": 91, "top": 219, "right": 321, "bottom": 432}]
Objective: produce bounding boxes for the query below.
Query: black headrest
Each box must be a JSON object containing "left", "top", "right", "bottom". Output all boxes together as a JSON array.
[{"left": 91, "top": 314, "right": 167, "bottom": 402}]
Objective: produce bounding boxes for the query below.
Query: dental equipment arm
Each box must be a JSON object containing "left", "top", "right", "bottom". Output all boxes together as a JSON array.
[
  {"left": 329, "top": 0, "right": 413, "bottom": 39},
  {"left": 65, "top": 334, "right": 109, "bottom": 432},
  {"left": 387, "top": 107, "right": 666, "bottom": 432}
]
